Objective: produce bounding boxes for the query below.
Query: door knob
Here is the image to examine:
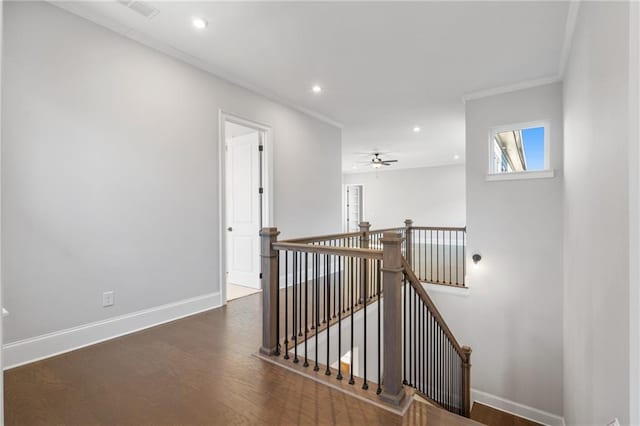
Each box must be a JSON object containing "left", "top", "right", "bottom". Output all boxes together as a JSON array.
[{"left": 227, "top": 227, "right": 233, "bottom": 232}]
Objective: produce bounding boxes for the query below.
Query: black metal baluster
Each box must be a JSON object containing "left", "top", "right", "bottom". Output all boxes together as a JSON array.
[
  {"left": 333, "top": 250, "right": 337, "bottom": 318},
  {"left": 304, "top": 253, "right": 309, "bottom": 367},
  {"left": 349, "top": 256, "right": 355, "bottom": 385},
  {"left": 362, "top": 257, "right": 368, "bottom": 390},
  {"left": 411, "top": 283, "right": 414, "bottom": 386},
  {"left": 325, "top": 254, "right": 331, "bottom": 376},
  {"left": 298, "top": 251, "right": 303, "bottom": 338},
  {"left": 403, "top": 276, "right": 408, "bottom": 385},
  {"left": 449, "top": 230, "right": 452, "bottom": 284},
  {"left": 457, "top": 230, "right": 460, "bottom": 285},
  {"left": 462, "top": 231, "right": 466, "bottom": 287},
  {"left": 314, "top": 253, "right": 319, "bottom": 372},
  {"left": 293, "top": 252, "right": 299, "bottom": 364},
  {"left": 275, "top": 251, "right": 280, "bottom": 356},
  {"left": 377, "top": 260, "right": 382, "bottom": 394},
  {"left": 284, "top": 252, "right": 289, "bottom": 360},
  {"left": 413, "top": 289, "right": 418, "bottom": 383},
  {"left": 430, "top": 230, "right": 433, "bottom": 282},
  {"left": 337, "top": 256, "right": 343, "bottom": 380},
  {"left": 437, "top": 230, "right": 440, "bottom": 283}
]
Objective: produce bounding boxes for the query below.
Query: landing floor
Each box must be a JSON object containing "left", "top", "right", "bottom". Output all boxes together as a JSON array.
[{"left": 5, "top": 293, "right": 485, "bottom": 425}]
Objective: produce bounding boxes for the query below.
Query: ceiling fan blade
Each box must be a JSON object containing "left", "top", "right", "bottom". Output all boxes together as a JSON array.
[
  {"left": 382, "top": 160, "right": 398, "bottom": 164},
  {"left": 382, "top": 163, "right": 392, "bottom": 166}
]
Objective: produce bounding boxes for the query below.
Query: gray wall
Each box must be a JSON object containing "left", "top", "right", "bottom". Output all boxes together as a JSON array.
[
  {"left": 343, "top": 165, "right": 465, "bottom": 229},
  {"left": 1, "top": 1, "right": 342, "bottom": 343},
  {"left": 563, "top": 3, "right": 632, "bottom": 425},
  {"left": 430, "top": 83, "right": 564, "bottom": 416}
]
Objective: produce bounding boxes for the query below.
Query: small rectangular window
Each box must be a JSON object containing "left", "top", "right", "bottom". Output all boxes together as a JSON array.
[{"left": 488, "top": 122, "right": 553, "bottom": 180}]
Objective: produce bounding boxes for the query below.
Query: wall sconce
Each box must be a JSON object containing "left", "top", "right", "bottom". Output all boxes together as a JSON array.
[{"left": 472, "top": 254, "right": 482, "bottom": 269}]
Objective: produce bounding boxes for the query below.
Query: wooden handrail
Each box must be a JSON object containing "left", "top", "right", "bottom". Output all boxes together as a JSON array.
[
  {"left": 401, "top": 256, "right": 465, "bottom": 358},
  {"left": 272, "top": 241, "right": 383, "bottom": 259},
  {"left": 281, "top": 230, "right": 363, "bottom": 244},
  {"left": 369, "top": 227, "right": 404, "bottom": 233},
  {"left": 411, "top": 226, "right": 466, "bottom": 231}
]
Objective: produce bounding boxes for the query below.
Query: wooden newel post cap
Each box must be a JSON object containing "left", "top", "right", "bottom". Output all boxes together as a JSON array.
[
  {"left": 359, "top": 221, "right": 371, "bottom": 230},
  {"left": 462, "top": 345, "right": 472, "bottom": 360},
  {"left": 380, "top": 231, "right": 403, "bottom": 244},
  {"left": 404, "top": 219, "right": 413, "bottom": 227},
  {"left": 259, "top": 227, "right": 279, "bottom": 237}
]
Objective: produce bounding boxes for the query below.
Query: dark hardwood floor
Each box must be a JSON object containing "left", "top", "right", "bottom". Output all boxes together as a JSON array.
[
  {"left": 4, "top": 293, "right": 481, "bottom": 425},
  {"left": 470, "top": 403, "right": 543, "bottom": 426}
]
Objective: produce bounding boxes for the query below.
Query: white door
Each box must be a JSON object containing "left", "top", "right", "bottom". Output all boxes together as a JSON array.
[
  {"left": 346, "top": 185, "right": 363, "bottom": 232},
  {"left": 226, "top": 130, "right": 261, "bottom": 289}
]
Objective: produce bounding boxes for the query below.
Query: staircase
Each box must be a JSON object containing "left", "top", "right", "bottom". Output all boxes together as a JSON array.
[{"left": 257, "top": 220, "right": 471, "bottom": 418}]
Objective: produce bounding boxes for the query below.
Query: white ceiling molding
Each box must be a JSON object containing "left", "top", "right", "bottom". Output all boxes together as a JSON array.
[
  {"left": 558, "top": 1, "right": 581, "bottom": 78},
  {"left": 344, "top": 160, "right": 463, "bottom": 175},
  {"left": 462, "top": 1, "right": 579, "bottom": 104},
  {"left": 49, "top": 2, "right": 344, "bottom": 130},
  {"left": 461, "top": 75, "right": 561, "bottom": 104}
]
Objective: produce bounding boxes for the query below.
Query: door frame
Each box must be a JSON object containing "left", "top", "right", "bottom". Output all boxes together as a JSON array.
[
  {"left": 342, "top": 183, "right": 365, "bottom": 232},
  {"left": 219, "top": 110, "right": 274, "bottom": 305}
]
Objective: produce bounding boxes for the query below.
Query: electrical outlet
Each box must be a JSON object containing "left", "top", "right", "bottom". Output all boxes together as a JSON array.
[
  {"left": 607, "top": 418, "right": 620, "bottom": 426},
  {"left": 102, "top": 291, "right": 115, "bottom": 307}
]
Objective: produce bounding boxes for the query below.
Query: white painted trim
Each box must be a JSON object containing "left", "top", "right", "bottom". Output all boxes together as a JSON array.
[
  {"left": 3, "top": 293, "right": 221, "bottom": 370},
  {"left": 219, "top": 111, "right": 275, "bottom": 306},
  {"left": 558, "top": 1, "right": 581, "bottom": 78},
  {"left": 423, "top": 282, "right": 469, "bottom": 297},
  {"left": 343, "top": 159, "right": 463, "bottom": 175},
  {"left": 486, "top": 170, "right": 555, "bottom": 182},
  {"left": 343, "top": 183, "right": 365, "bottom": 232},
  {"left": 471, "top": 388, "right": 565, "bottom": 426},
  {"left": 48, "top": 2, "right": 343, "bottom": 130},
  {"left": 462, "top": 75, "right": 561, "bottom": 103}
]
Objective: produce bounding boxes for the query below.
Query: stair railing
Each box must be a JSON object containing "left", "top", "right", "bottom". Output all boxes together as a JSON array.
[{"left": 259, "top": 222, "right": 471, "bottom": 416}]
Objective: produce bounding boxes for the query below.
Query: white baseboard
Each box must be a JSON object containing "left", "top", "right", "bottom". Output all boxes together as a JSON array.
[
  {"left": 3, "top": 292, "right": 222, "bottom": 369},
  {"left": 472, "top": 388, "right": 565, "bottom": 426}
]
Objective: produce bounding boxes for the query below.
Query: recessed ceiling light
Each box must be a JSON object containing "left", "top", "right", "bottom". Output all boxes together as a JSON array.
[
  {"left": 311, "top": 85, "right": 322, "bottom": 94},
  {"left": 352, "top": 165, "right": 358, "bottom": 170},
  {"left": 453, "top": 154, "right": 460, "bottom": 160},
  {"left": 192, "top": 17, "right": 208, "bottom": 29},
  {"left": 413, "top": 126, "right": 421, "bottom": 133}
]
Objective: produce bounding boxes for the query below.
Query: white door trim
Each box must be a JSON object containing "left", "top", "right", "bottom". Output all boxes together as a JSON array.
[
  {"left": 342, "top": 183, "right": 365, "bottom": 232},
  {"left": 219, "top": 111, "right": 274, "bottom": 306}
]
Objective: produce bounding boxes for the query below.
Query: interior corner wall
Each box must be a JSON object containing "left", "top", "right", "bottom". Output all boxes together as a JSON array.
[
  {"left": 562, "top": 2, "right": 632, "bottom": 425},
  {"left": 630, "top": 3, "right": 640, "bottom": 424},
  {"left": 429, "top": 82, "right": 565, "bottom": 417},
  {"left": 1, "top": 1, "right": 341, "bottom": 346},
  {"left": 342, "top": 164, "right": 465, "bottom": 229}
]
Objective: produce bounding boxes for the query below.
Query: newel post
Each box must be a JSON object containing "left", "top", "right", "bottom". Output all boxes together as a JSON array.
[
  {"left": 462, "top": 345, "right": 472, "bottom": 416},
  {"left": 379, "top": 231, "right": 407, "bottom": 406},
  {"left": 259, "top": 227, "right": 280, "bottom": 356},
  {"left": 359, "top": 221, "right": 371, "bottom": 302},
  {"left": 404, "top": 219, "right": 413, "bottom": 266}
]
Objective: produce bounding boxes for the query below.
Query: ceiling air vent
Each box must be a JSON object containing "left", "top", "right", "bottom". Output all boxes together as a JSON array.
[{"left": 118, "top": 1, "right": 159, "bottom": 19}]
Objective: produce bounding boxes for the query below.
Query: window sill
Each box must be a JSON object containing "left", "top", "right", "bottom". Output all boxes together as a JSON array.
[{"left": 486, "top": 169, "right": 555, "bottom": 181}]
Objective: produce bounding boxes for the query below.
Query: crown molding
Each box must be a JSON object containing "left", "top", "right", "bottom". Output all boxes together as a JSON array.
[
  {"left": 461, "top": 75, "right": 561, "bottom": 104},
  {"left": 558, "top": 1, "right": 581, "bottom": 78},
  {"left": 48, "top": 2, "right": 344, "bottom": 129},
  {"left": 343, "top": 160, "right": 464, "bottom": 175}
]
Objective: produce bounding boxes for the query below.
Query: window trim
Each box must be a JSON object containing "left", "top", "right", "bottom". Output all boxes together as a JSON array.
[{"left": 487, "top": 120, "right": 553, "bottom": 180}]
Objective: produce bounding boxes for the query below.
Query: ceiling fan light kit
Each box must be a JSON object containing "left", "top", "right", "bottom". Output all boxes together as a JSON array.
[{"left": 370, "top": 153, "right": 398, "bottom": 169}]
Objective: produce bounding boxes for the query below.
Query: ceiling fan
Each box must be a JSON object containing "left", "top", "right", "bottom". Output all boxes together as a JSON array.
[{"left": 369, "top": 153, "right": 398, "bottom": 169}]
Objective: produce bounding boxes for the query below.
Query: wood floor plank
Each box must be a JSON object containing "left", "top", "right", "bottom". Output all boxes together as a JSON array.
[
  {"left": 5, "top": 293, "right": 481, "bottom": 425},
  {"left": 470, "top": 402, "right": 542, "bottom": 426}
]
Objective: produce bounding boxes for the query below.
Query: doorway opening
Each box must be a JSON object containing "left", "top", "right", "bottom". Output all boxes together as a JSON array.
[
  {"left": 221, "top": 113, "right": 272, "bottom": 303},
  {"left": 344, "top": 184, "right": 364, "bottom": 232}
]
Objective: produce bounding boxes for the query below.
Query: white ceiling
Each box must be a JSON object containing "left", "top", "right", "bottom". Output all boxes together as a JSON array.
[{"left": 54, "top": 1, "right": 571, "bottom": 172}]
